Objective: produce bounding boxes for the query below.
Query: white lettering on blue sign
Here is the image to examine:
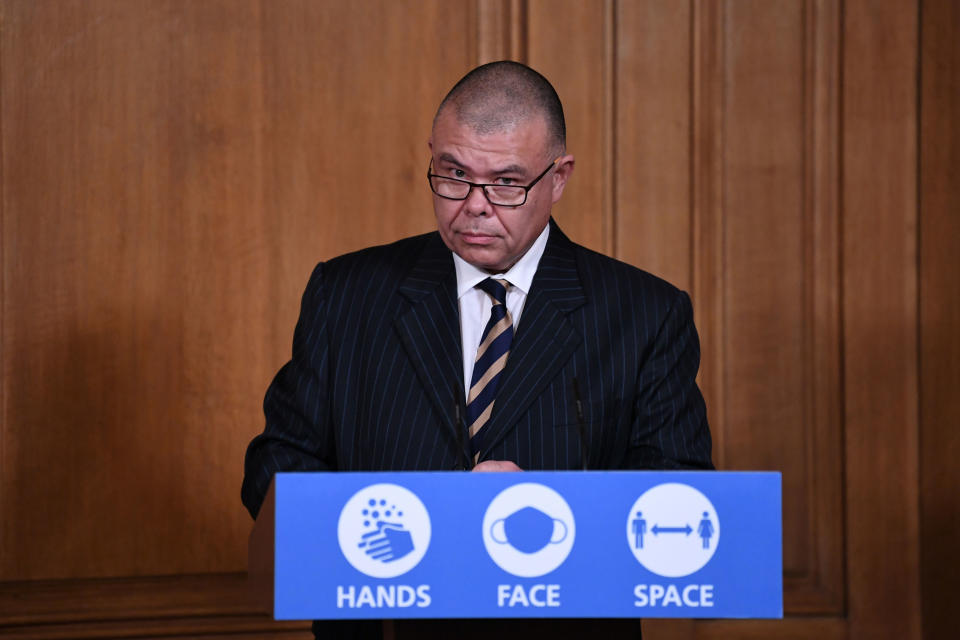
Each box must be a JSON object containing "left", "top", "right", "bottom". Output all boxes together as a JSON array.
[
  {"left": 633, "top": 584, "right": 714, "bottom": 608},
  {"left": 336, "top": 585, "right": 431, "bottom": 608},
  {"left": 497, "top": 584, "right": 561, "bottom": 607}
]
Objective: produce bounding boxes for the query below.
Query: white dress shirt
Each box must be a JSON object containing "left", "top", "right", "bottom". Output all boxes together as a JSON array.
[{"left": 453, "top": 224, "right": 550, "bottom": 397}]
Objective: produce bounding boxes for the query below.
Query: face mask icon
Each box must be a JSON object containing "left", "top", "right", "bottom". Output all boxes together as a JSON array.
[{"left": 490, "top": 506, "right": 568, "bottom": 554}]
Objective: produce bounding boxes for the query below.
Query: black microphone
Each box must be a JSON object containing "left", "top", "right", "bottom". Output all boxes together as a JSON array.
[
  {"left": 572, "top": 378, "right": 589, "bottom": 471},
  {"left": 454, "top": 388, "right": 474, "bottom": 471}
]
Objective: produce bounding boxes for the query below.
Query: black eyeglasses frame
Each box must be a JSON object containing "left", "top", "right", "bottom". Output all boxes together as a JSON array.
[{"left": 426, "top": 157, "right": 561, "bottom": 207}]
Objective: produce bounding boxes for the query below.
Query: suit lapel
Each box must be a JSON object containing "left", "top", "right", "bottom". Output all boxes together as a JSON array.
[
  {"left": 478, "top": 221, "right": 587, "bottom": 456},
  {"left": 394, "top": 233, "right": 464, "bottom": 440}
]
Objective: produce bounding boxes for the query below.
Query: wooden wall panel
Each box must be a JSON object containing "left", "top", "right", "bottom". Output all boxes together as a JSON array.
[
  {"left": 843, "top": 0, "right": 922, "bottom": 637},
  {"left": 797, "top": 0, "right": 845, "bottom": 611},
  {"left": 690, "top": 0, "right": 727, "bottom": 479},
  {"left": 252, "top": 0, "right": 472, "bottom": 387},
  {"left": 1, "top": 0, "right": 270, "bottom": 581},
  {"left": 680, "top": 0, "right": 845, "bottom": 620},
  {"left": 476, "top": 0, "right": 526, "bottom": 63},
  {"left": 0, "top": 574, "right": 309, "bottom": 639},
  {"left": 717, "top": 0, "right": 844, "bottom": 613},
  {"left": 919, "top": 0, "right": 960, "bottom": 637},
  {"left": 721, "top": 0, "right": 809, "bottom": 573},
  {"left": 615, "top": 0, "right": 693, "bottom": 290},
  {"left": 0, "top": 0, "right": 473, "bottom": 582},
  {"left": 527, "top": 0, "right": 613, "bottom": 255}
]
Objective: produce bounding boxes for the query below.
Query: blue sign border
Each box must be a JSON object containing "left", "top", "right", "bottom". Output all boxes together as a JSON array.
[{"left": 270, "top": 471, "right": 782, "bottom": 620}]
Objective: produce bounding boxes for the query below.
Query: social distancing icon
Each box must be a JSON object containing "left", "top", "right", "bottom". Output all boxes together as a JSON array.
[{"left": 626, "top": 483, "right": 719, "bottom": 578}]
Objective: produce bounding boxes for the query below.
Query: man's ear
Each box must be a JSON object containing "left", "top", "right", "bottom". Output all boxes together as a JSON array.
[{"left": 551, "top": 154, "right": 575, "bottom": 204}]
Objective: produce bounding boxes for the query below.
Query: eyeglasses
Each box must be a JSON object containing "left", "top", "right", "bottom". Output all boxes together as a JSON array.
[{"left": 427, "top": 157, "right": 560, "bottom": 207}]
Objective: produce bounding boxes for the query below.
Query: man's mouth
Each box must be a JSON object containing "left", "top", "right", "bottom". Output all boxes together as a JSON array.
[{"left": 459, "top": 231, "right": 498, "bottom": 245}]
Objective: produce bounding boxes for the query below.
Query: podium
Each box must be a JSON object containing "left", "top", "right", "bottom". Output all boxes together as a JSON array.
[{"left": 249, "top": 471, "right": 782, "bottom": 625}]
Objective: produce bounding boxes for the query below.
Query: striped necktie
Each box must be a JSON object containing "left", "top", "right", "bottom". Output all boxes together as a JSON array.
[{"left": 466, "top": 278, "right": 513, "bottom": 460}]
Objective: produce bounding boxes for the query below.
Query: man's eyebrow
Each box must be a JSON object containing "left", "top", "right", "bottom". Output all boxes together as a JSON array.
[
  {"left": 435, "top": 154, "right": 527, "bottom": 177},
  {"left": 436, "top": 153, "right": 465, "bottom": 168}
]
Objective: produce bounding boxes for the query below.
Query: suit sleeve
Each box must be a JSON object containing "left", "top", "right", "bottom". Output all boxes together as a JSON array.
[
  {"left": 623, "top": 289, "right": 714, "bottom": 470},
  {"left": 241, "top": 263, "right": 336, "bottom": 518}
]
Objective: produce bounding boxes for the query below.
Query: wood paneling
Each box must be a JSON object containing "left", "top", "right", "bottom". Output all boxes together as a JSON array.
[
  {"left": 718, "top": 0, "right": 844, "bottom": 613},
  {"left": 476, "top": 0, "right": 526, "bottom": 63},
  {"left": 687, "top": 0, "right": 845, "bottom": 617},
  {"left": 1, "top": 0, "right": 270, "bottom": 581},
  {"left": 843, "top": 0, "right": 922, "bottom": 637},
  {"left": 615, "top": 0, "right": 693, "bottom": 290},
  {"left": 0, "top": 0, "right": 471, "bottom": 581},
  {"left": 800, "top": 0, "right": 844, "bottom": 611},
  {"left": 721, "top": 0, "right": 812, "bottom": 590},
  {"left": 0, "top": 573, "right": 309, "bottom": 639},
  {"left": 527, "top": 0, "right": 613, "bottom": 255},
  {"left": 691, "top": 0, "right": 727, "bottom": 479},
  {"left": 919, "top": 0, "right": 960, "bottom": 637},
  {"left": 647, "top": 616, "right": 847, "bottom": 640}
]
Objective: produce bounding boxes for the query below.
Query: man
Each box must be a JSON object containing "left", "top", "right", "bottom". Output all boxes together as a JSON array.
[{"left": 242, "top": 61, "right": 712, "bottom": 639}]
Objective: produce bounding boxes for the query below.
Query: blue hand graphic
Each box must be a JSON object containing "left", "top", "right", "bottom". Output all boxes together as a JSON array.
[{"left": 359, "top": 521, "right": 414, "bottom": 563}]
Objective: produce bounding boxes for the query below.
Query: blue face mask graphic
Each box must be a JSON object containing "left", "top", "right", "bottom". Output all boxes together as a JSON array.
[{"left": 490, "top": 506, "right": 568, "bottom": 554}]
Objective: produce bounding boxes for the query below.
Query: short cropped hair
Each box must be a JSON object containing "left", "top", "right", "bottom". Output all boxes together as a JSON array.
[{"left": 434, "top": 61, "right": 566, "bottom": 154}]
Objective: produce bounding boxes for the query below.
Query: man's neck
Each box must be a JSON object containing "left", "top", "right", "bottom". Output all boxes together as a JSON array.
[{"left": 453, "top": 224, "right": 550, "bottom": 297}]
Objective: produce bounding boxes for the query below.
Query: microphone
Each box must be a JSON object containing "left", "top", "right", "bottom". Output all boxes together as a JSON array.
[
  {"left": 454, "top": 388, "right": 474, "bottom": 470},
  {"left": 572, "top": 378, "right": 589, "bottom": 471}
]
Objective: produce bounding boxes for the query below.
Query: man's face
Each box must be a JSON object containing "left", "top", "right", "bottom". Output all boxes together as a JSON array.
[{"left": 428, "top": 111, "right": 574, "bottom": 273}]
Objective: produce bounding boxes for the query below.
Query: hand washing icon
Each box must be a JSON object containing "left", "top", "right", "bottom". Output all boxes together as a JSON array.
[
  {"left": 490, "top": 506, "right": 568, "bottom": 553},
  {"left": 337, "top": 483, "right": 431, "bottom": 579}
]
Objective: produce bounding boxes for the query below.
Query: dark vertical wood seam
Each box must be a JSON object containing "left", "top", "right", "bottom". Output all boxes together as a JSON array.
[
  {"left": 801, "top": 0, "right": 817, "bottom": 597},
  {"left": 691, "top": 0, "right": 726, "bottom": 470},
  {"left": 836, "top": 0, "right": 850, "bottom": 618},
  {"left": 717, "top": 0, "right": 728, "bottom": 472},
  {"left": 512, "top": 0, "right": 528, "bottom": 63},
  {"left": 0, "top": 0, "right": 7, "bottom": 567},
  {"left": 605, "top": 0, "right": 617, "bottom": 258},
  {"left": 834, "top": 0, "right": 849, "bottom": 619},
  {"left": 688, "top": 0, "right": 700, "bottom": 400},
  {"left": 687, "top": 0, "right": 696, "bottom": 297},
  {"left": 812, "top": 0, "right": 847, "bottom": 613},
  {"left": 468, "top": 0, "right": 480, "bottom": 65},
  {"left": 913, "top": 0, "right": 924, "bottom": 636}
]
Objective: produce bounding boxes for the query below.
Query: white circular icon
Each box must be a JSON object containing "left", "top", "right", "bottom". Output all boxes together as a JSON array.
[
  {"left": 337, "top": 483, "right": 431, "bottom": 578},
  {"left": 482, "top": 483, "right": 575, "bottom": 578},
  {"left": 626, "top": 483, "right": 719, "bottom": 578}
]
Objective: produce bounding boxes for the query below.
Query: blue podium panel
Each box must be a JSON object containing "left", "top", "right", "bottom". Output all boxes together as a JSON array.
[{"left": 270, "top": 471, "right": 781, "bottom": 620}]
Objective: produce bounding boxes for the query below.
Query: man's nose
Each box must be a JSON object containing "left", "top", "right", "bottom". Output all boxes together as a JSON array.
[{"left": 462, "top": 184, "right": 491, "bottom": 216}]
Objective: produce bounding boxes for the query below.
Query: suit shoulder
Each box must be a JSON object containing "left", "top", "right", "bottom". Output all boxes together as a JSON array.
[
  {"left": 325, "top": 231, "right": 435, "bottom": 270},
  {"left": 318, "top": 232, "right": 436, "bottom": 285},
  {"left": 572, "top": 242, "right": 686, "bottom": 302}
]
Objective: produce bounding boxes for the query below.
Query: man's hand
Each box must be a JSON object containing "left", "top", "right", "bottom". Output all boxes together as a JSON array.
[{"left": 472, "top": 460, "right": 523, "bottom": 472}]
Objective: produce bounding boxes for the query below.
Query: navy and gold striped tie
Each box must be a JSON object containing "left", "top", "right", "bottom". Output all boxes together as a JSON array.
[{"left": 466, "top": 278, "right": 513, "bottom": 460}]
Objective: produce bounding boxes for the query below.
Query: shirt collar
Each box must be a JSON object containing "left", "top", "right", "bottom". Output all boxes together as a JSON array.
[{"left": 453, "top": 223, "right": 550, "bottom": 299}]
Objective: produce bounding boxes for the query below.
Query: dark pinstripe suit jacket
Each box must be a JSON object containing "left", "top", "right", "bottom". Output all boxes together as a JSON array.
[{"left": 242, "top": 220, "right": 712, "bottom": 518}]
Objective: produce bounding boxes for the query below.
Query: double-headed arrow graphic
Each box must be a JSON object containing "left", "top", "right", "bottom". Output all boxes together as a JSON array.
[{"left": 652, "top": 523, "right": 693, "bottom": 536}]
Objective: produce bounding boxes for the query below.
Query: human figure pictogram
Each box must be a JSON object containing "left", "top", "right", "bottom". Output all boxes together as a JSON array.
[
  {"left": 698, "top": 511, "right": 714, "bottom": 549},
  {"left": 631, "top": 511, "right": 647, "bottom": 549}
]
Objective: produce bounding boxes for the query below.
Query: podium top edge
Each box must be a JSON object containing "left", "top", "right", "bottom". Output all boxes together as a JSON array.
[{"left": 273, "top": 469, "right": 783, "bottom": 478}]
